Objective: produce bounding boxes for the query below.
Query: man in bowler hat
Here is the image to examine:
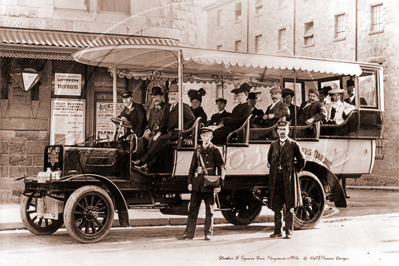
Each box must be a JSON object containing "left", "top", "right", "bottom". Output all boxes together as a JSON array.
[
  {"left": 267, "top": 121, "right": 305, "bottom": 239},
  {"left": 177, "top": 127, "right": 225, "bottom": 241},
  {"left": 118, "top": 90, "right": 147, "bottom": 138},
  {"left": 345, "top": 79, "right": 367, "bottom": 106}
]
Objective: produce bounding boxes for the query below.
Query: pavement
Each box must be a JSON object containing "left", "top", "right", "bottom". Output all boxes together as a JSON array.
[{"left": 1, "top": 186, "right": 398, "bottom": 232}]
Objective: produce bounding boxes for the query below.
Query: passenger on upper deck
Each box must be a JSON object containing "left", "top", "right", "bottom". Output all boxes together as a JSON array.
[
  {"left": 133, "top": 83, "right": 196, "bottom": 171},
  {"left": 282, "top": 88, "right": 298, "bottom": 125},
  {"left": 255, "top": 87, "right": 289, "bottom": 128},
  {"left": 325, "top": 88, "right": 355, "bottom": 125},
  {"left": 297, "top": 88, "right": 327, "bottom": 126},
  {"left": 345, "top": 79, "right": 367, "bottom": 106},
  {"left": 318, "top": 86, "right": 331, "bottom": 105},
  {"left": 247, "top": 92, "right": 264, "bottom": 126},
  {"left": 117, "top": 90, "right": 147, "bottom": 138},
  {"left": 212, "top": 83, "right": 252, "bottom": 145},
  {"left": 208, "top": 98, "right": 231, "bottom": 126},
  {"left": 188, "top": 88, "right": 208, "bottom": 124}
]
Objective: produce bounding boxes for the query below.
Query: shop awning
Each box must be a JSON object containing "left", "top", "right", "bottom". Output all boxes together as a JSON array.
[
  {"left": 73, "top": 44, "right": 364, "bottom": 84},
  {"left": 0, "top": 28, "right": 179, "bottom": 60}
]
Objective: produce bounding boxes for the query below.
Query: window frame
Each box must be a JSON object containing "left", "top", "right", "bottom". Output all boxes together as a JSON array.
[
  {"left": 370, "top": 4, "right": 383, "bottom": 33},
  {"left": 255, "top": 0, "right": 263, "bottom": 15},
  {"left": 278, "top": 28, "right": 287, "bottom": 51},
  {"left": 216, "top": 9, "right": 223, "bottom": 28},
  {"left": 304, "top": 21, "right": 314, "bottom": 46},
  {"left": 235, "top": 40, "right": 242, "bottom": 52},
  {"left": 97, "top": 0, "right": 130, "bottom": 13},
  {"left": 335, "top": 13, "right": 346, "bottom": 39},
  {"left": 255, "top": 35, "right": 263, "bottom": 54},
  {"left": 235, "top": 2, "right": 242, "bottom": 22}
]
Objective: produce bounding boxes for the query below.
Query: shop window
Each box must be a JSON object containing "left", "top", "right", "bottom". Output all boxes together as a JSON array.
[
  {"left": 335, "top": 14, "right": 345, "bottom": 39},
  {"left": 98, "top": 0, "right": 129, "bottom": 13},
  {"left": 371, "top": 4, "right": 383, "bottom": 32},
  {"left": 255, "top": 0, "right": 263, "bottom": 15},
  {"left": 54, "top": 0, "right": 88, "bottom": 10},
  {"left": 359, "top": 71, "right": 378, "bottom": 108},
  {"left": 255, "top": 35, "right": 262, "bottom": 54},
  {"left": 304, "top": 22, "right": 314, "bottom": 46},
  {"left": 235, "top": 40, "right": 242, "bottom": 52},
  {"left": 217, "top": 9, "right": 222, "bottom": 27},
  {"left": 278, "top": 28, "right": 286, "bottom": 50},
  {"left": 235, "top": 2, "right": 242, "bottom": 22}
]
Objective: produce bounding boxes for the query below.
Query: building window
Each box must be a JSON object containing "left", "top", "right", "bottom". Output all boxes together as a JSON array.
[
  {"left": 255, "top": 35, "right": 262, "bottom": 53},
  {"left": 255, "top": 0, "right": 263, "bottom": 15},
  {"left": 217, "top": 45, "right": 223, "bottom": 50},
  {"left": 304, "top": 22, "right": 314, "bottom": 46},
  {"left": 278, "top": 28, "right": 286, "bottom": 50},
  {"left": 216, "top": 10, "right": 222, "bottom": 27},
  {"left": 235, "top": 2, "right": 242, "bottom": 22},
  {"left": 54, "top": 0, "right": 88, "bottom": 10},
  {"left": 371, "top": 4, "right": 383, "bottom": 31},
  {"left": 98, "top": 0, "right": 129, "bottom": 13},
  {"left": 235, "top": 40, "right": 242, "bottom": 52},
  {"left": 335, "top": 14, "right": 345, "bottom": 38},
  {"left": 279, "top": 0, "right": 286, "bottom": 7}
]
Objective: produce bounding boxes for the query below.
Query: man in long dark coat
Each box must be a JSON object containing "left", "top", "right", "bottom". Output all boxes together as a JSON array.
[{"left": 267, "top": 121, "right": 305, "bottom": 239}]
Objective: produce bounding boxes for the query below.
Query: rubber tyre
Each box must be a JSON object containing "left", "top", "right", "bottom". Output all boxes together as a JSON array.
[
  {"left": 294, "top": 171, "right": 326, "bottom": 230},
  {"left": 64, "top": 185, "right": 114, "bottom": 244},
  {"left": 221, "top": 199, "right": 262, "bottom": 226},
  {"left": 20, "top": 195, "right": 63, "bottom": 235}
]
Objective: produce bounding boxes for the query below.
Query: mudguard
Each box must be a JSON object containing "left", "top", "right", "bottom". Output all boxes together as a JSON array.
[
  {"left": 60, "top": 174, "right": 129, "bottom": 226},
  {"left": 304, "top": 161, "right": 347, "bottom": 208}
]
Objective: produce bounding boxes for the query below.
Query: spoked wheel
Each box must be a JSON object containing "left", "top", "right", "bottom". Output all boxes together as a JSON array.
[
  {"left": 294, "top": 171, "right": 325, "bottom": 230},
  {"left": 64, "top": 185, "right": 114, "bottom": 243},
  {"left": 221, "top": 192, "right": 263, "bottom": 226},
  {"left": 20, "top": 195, "right": 64, "bottom": 235}
]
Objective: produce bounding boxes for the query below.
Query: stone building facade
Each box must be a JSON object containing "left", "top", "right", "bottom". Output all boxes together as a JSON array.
[
  {"left": 0, "top": 0, "right": 206, "bottom": 202},
  {"left": 205, "top": 0, "right": 398, "bottom": 183}
]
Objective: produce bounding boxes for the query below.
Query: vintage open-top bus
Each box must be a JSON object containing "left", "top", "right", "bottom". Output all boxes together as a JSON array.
[{"left": 18, "top": 43, "right": 384, "bottom": 243}]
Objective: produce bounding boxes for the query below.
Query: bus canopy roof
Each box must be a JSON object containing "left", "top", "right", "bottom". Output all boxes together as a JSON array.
[{"left": 73, "top": 44, "right": 363, "bottom": 85}]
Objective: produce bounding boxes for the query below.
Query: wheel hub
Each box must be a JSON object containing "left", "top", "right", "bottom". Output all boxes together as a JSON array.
[{"left": 84, "top": 206, "right": 99, "bottom": 219}]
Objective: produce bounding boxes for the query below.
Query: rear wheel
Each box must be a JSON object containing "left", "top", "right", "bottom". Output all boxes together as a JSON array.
[
  {"left": 294, "top": 171, "right": 325, "bottom": 230},
  {"left": 220, "top": 191, "right": 263, "bottom": 226},
  {"left": 20, "top": 195, "right": 63, "bottom": 235},
  {"left": 64, "top": 185, "right": 114, "bottom": 243}
]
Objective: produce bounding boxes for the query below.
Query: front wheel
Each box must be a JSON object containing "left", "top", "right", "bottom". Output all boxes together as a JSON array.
[
  {"left": 20, "top": 195, "right": 63, "bottom": 235},
  {"left": 64, "top": 185, "right": 114, "bottom": 243},
  {"left": 294, "top": 171, "right": 325, "bottom": 230},
  {"left": 220, "top": 191, "right": 263, "bottom": 225}
]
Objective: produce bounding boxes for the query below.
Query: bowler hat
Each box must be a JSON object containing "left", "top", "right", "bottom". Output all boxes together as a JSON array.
[
  {"left": 319, "top": 86, "right": 331, "bottom": 96},
  {"left": 269, "top": 87, "right": 282, "bottom": 94},
  {"left": 247, "top": 92, "right": 257, "bottom": 100},
  {"left": 150, "top": 86, "right": 164, "bottom": 96},
  {"left": 308, "top": 88, "right": 319, "bottom": 96},
  {"left": 168, "top": 82, "right": 178, "bottom": 92},
  {"left": 121, "top": 91, "right": 133, "bottom": 98},
  {"left": 346, "top": 79, "right": 355, "bottom": 87},
  {"left": 328, "top": 88, "right": 345, "bottom": 94},
  {"left": 215, "top": 98, "right": 227, "bottom": 104},
  {"left": 200, "top": 127, "right": 214, "bottom": 134},
  {"left": 277, "top": 120, "right": 290, "bottom": 128},
  {"left": 231, "top": 83, "right": 251, "bottom": 94},
  {"left": 282, "top": 88, "right": 295, "bottom": 97}
]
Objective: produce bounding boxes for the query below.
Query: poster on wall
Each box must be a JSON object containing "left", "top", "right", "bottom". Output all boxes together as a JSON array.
[
  {"left": 54, "top": 73, "right": 81, "bottom": 96},
  {"left": 50, "top": 99, "right": 85, "bottom": 145},
  {"left": 96, "top": 102, "right": 124, "bottom": 140}
]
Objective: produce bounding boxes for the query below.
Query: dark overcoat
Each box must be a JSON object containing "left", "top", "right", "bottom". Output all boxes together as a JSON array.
[
  {"left": 118, "top": 102, "right": 147, "bottom": 137},
  {"left": 188, "top": 144, "right": 225, "bottom": 193},
  {"left": 209, "top": 110, "right": 231, "bottom": 125},
  {"left": 267, "top": 138, "right": 306, "bottom": 210}
]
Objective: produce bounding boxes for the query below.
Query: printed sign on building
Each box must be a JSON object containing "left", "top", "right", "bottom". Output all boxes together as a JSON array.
[
  {"left": 50, "top": 99, "right": 85, "bottom": 145},
  {"left": 54, "top": 73, "right": 81, "bottom": 96},
  {"left": 96, "top": 102, "right": 124, "bottom": 140}
]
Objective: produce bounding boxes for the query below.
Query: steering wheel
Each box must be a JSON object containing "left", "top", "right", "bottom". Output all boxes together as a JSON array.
[{"left": 111, "top": 117, "right": 133, "bottom": 128}]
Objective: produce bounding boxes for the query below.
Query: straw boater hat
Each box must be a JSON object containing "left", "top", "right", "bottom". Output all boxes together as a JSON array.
[
  {"left": 231, "top": 83, "right": 251, "bottom": 94},
  {"left": 269, "top": 87, "right": 282, "bottom": 94},
  {"left": 328, "top": 88, "right": 345, "bottom": 94}
]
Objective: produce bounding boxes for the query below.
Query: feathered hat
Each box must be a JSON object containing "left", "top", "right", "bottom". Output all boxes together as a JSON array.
[{"left": 188, "top": 88, "right": 206, "bottom": 102}]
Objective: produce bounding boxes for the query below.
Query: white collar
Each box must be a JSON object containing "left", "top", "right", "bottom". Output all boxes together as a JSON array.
[{"left": 279, "top": 137, "right": 288, "bottom": 143}]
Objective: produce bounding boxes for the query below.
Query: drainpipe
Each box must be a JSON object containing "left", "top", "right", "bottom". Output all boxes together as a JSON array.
[
  {"left": 247, "top": 0, "right": 249, "bottom": 53},
  {"left": 293, "top": 0, "right": 296, "bottom": 56},
  {"left": 355, "top": 0, "right": 358, "bottom": 61}
]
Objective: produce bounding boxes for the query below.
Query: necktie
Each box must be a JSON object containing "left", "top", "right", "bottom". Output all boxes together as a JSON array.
[{"left": 331, "top": 107, "right": 336, "bottom": 120}]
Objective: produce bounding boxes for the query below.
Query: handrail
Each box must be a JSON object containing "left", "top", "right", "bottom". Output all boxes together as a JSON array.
[
  {"left": 177, "top": 117, "right": 202, "bottom": 149},
  {"left": 226, "top": 115, "right": 252, "bottom": 145},
  {"left": 320, "top": 110, "right": 355, "bottom": 128}
]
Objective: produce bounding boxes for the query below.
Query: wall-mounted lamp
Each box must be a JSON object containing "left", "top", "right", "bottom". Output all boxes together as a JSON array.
[{"left": 10, "top": 68, "right": 41, "bottom": 91}]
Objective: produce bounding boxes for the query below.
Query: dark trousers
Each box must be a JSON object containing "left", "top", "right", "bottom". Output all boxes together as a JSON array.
[
  {"left": 141, "top": 134, "right": 172, "bottom": 167},
  {"left": 272, "top": 172, "right": 294, "bottom": 235},
  {"left": 185, "top": 190, "right": 215, "bottom": 237},
  {"left": 212, "top": 126, "right": 234, "bottom": 145}
]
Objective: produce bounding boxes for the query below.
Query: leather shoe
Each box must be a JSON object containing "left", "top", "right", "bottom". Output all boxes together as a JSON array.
[
  {"left": 139, "top": 164, "right": 149, "bottom": 172},
  {"left": 284, "top": 234, "right": 292, "bottom": 239},
  {"left": 346, "top": 195, "right": 350, "bottom": 198},
  {"left": 204, "top": 235, "right": 211, "bottom": 241},
  {"left": 132, "top": 159, "right": 144, "bottom": 166},
  {"left": 176, "top": 234, "right": 193, "bottom": 240},
  {"left": 270, "top": 233, "right": 283, "bottom": 238}
]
